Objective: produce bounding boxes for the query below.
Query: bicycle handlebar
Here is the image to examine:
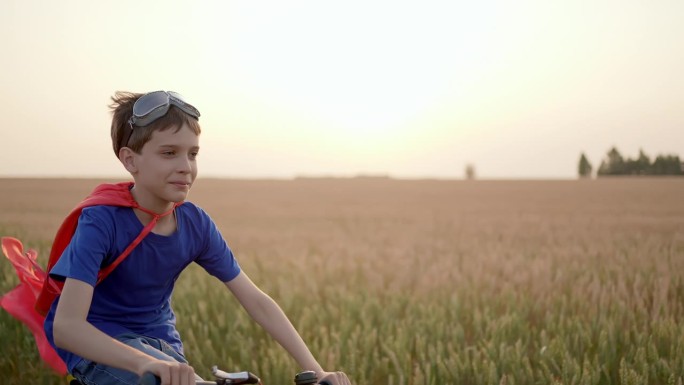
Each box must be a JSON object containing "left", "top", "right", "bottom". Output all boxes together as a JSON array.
[
  {"left": 138, "top": 366, "right": 261, "bottom": 385},
  {"left": 138, "top": 368, "right": 332, "bottom": 385},
  {"left": 138, "top": 373, "right": 216, "bottom": 385}
]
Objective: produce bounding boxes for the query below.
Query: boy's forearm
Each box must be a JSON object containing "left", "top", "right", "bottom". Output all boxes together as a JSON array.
[
  {"left": 53, "top": 317, "right": 155, "bottom": 376},
  {"left": 247, "top": 294, "right": 324, "bottom": 372},
  {"left": 225, "top": 273, "right": 325, "bottom": 372}
]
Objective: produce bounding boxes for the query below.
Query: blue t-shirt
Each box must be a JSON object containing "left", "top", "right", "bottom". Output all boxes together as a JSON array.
[{"left": 43, "top": 202, "right": 241, "bottom": 372}]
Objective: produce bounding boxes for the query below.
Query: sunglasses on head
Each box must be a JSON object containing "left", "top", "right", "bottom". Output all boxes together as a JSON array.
[{"left": 120, "top": 90, "right": 201, "bottom": 149}]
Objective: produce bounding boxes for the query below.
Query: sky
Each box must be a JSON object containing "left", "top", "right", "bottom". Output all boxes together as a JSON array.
[{"left": 1, "top": 0, "right": 682, "bottom": 179}]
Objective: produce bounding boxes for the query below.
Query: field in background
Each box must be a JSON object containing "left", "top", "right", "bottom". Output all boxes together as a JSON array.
[{"left": 1, "top": 177, "right": 683, "bottom": 385}]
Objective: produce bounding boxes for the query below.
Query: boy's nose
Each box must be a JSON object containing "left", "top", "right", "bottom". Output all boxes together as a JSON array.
[{"left": 177, "top": 157, "right": 193, "bottom": 173}]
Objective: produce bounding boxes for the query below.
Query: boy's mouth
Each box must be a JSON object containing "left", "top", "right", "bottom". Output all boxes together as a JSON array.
[{"left": 170, "top": 181, "right": 191, "bottom": 189}]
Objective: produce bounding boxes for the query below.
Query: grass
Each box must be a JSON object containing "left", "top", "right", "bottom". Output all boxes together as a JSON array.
[{"left": 0, "top": 177, "right": 683, "bottom": 385}]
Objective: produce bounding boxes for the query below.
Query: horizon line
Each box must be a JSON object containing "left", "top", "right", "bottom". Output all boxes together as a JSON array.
[{"left": 2, "top": 174, "right": 681, "bottom": 182}]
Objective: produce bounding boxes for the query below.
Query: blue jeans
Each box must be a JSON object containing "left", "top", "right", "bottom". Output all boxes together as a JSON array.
[{"left": 72, "top": 333, "right": 203, "bottom": 385}]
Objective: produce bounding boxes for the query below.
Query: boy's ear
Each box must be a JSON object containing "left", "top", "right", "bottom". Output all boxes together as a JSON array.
[{"left": 118, "top": 147, "right": 138, "bottom": 174}]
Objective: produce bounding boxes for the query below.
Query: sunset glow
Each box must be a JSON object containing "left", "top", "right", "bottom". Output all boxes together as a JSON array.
[{"left": 1, "top": 0, "right": 682, "bottom": 178}]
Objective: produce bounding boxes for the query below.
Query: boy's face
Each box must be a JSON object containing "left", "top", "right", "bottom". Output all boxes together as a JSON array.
[{"left": 126, "top": 123, "right": 200, "bottom": 208}]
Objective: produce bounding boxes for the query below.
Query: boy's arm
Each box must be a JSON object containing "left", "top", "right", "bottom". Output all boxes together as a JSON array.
[
  {"left": 224, "top": 272, "right": 351, "bottom": 385},
  {"left": 53, "top": 278, "right": 196, "bottom": 385}
]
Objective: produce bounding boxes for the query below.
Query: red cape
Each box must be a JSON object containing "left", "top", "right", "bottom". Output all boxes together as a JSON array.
[{"left": 1, "top": 182, "right": 179, "bottom": 375}]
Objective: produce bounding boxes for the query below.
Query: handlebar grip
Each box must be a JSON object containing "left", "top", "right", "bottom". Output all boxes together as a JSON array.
[
  {"left": 294, "top": 370, "right": 332, "bottom": 385},
  {"left": 138, "top": 372, "right": 161, "bottom": 385}
]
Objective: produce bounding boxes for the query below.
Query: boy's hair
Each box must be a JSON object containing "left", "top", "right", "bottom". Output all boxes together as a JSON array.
[{"left": 109, "top": 91, "right": 202, "bottom": 156}]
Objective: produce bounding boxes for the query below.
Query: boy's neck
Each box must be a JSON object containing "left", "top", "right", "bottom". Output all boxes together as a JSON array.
[{"left": 129, "top": 185, "right": 175, "bottom": 215}]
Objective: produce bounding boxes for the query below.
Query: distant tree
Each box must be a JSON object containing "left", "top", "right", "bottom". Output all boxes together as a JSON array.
[
  {"left": 652, "top": 154, "right": 683, "bottom": 175},
  {"left": 465, "top": 163, "right": 476, "bottom": 180},
  {"left": 578, "top": 153, "right": 592, "bottom": 178},
  {"left": 635, "top": 149, "right": 651, "bottom": 175},
  {"left": 596, "top": 147, "right": 682, "bottom": 177},
  {"left": 622, "top": 149, "right": 651, "bottom": 175},
  {"left": 597, "top": 147, "right": 625, "bottom": 176}
]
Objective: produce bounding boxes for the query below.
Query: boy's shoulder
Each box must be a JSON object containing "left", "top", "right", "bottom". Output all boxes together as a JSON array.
[
  {"left": 178, "top": 200, "right": 202, "bottom": 212},
  {"left": 177, "top": 201, "right": 214, "bottom": 224},
  {"left": 79, "top": 204, "right": 125, "bottom": 221}
]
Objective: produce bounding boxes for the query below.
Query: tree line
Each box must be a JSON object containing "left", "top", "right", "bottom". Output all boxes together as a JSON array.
[{"left": 578, "top": 147, "right": 683, "bottom": 178}]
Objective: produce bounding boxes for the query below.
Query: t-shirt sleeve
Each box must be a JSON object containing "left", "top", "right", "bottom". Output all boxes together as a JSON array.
[
  {"left": 49, "top": 207, "right": 112, "bottom": 287},
  {"left": 195, "top": 211, "right": 241, "bottom": 282}
]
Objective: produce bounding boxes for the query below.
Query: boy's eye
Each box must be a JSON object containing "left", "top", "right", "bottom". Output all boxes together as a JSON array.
[{"left": 162, "top": 150, "right": 176, "bottom": 156}]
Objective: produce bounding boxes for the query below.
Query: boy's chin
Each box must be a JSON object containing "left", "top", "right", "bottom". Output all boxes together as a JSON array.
[
  {"left": 166, "top": 184, "right": 192, "bottom": 202},
  {"left": 165, "top": 190, "right": 190, "bottom": 203}
]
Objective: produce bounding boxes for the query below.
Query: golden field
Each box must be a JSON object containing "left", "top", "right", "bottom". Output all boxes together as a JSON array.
[{"left": 1, "top": 177, "right": 683, "bottom": 385}]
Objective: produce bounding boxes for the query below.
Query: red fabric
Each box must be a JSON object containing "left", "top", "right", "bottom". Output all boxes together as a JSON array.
[
  {"left": 1, "top": 181, "right": 180, "bottom": 374},
  {"left": 0, "top": 237, "right": 67, "bottom": 374},
  {"left": 35, "top": 182, "right": 138, "bottom": 316}
]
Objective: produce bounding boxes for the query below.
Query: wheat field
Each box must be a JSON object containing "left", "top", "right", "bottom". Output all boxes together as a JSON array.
[{"left": 1, "top": 177, "right": 683, "bottom": 385}]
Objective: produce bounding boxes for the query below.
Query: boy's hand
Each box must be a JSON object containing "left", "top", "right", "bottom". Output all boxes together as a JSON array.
[
  {"left": 317, "top": 371, "right": 351, "bottom": 385},
  {"left": 139, "top": 359, "right": 196, "bottom": 385}
]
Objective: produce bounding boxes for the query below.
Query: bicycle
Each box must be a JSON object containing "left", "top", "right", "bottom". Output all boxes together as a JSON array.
[{"left": 136, "top": 366, "right": 330, "bottom": 385}]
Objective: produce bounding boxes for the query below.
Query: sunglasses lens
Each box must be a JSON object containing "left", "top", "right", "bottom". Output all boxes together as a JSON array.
[
  {"left": 167, "top": 91, "right": 188, "bottom": 103},
  {"left": 133, "top": 91, "right": 169, "bottom": 117},
  {"left": 168, "top": 91, "right": 201, "bottom": 119}
]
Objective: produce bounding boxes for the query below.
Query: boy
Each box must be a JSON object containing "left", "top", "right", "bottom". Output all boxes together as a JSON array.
[{"left": 45, "top": 91, "right": 350, "bottom": 385}]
